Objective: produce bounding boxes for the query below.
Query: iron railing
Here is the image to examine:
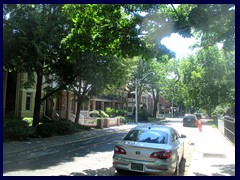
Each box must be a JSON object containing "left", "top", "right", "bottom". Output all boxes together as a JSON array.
[
  {"left": 218, "top": 116, "right": 235, "bottom": 144},
  {"left": 224, "top": 116, "right": 235, "bottom": 144}
]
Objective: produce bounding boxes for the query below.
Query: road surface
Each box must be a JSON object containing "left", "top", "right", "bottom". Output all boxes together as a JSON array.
[{"left": 3, "top": 118, "right": 198, "bottom": 176}]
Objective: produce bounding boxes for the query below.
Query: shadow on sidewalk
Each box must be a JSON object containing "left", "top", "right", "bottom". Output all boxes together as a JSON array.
[{"left": 192, "top": 163, "right": 235, "bottom": 176}]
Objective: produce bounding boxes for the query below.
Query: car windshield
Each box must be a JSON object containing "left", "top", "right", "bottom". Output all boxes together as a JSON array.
[{"left": 123, "top": 129, "right": 168, "bottom": 144}]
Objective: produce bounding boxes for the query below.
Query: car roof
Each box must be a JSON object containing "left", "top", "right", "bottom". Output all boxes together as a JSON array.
[
  {"left": 184, "top": 114, "right": 196, "bottom": 117},
  {"left": 131, "top": 124, "right": 172, "bottom": 134}
]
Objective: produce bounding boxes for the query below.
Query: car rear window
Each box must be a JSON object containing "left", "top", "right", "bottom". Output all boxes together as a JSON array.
[
  {"left": 123, "top": 129, "right": 168, "bottom": 144},
  {"left": 184, "top": 115, "right": 196, "bottom": 120}
]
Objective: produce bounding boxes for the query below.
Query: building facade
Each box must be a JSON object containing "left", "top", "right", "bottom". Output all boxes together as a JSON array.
[{"left": 4, "top": 72, "right": 169, "bottom": 122}]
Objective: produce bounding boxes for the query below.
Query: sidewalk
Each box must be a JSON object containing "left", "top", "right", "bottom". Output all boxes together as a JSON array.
[
  {"left": 187, "top": 125, "right": 235, "bottom": 176},
  {"left": 3, "top": 124, "right": 136, "bottom": 157}
]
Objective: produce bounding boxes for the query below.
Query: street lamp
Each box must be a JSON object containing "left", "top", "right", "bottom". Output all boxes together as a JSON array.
[
  {"left": 171, "top": 87, "right": 175, "bottom": 118},
  {"left": 135, "top": 72, "right": 154, "bottom": 123}
]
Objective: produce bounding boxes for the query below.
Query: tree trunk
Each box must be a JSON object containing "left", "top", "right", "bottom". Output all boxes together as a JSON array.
[
  {"left": 137, "top": 87, "right": 142, "bottom": 121},
  {"left": 66, "top": 90, "right": 69, "bottom": 120},
  {"left": 75, "top": 97, "right": 81, "bottom": 124},
  {"left": 75, "top": 77, "right": 82, "bottom": 124},
  {"left": 32, "top": 68, "right": 43, "bottom": 127},
  {"left": 153, "top": 90, "right": 159, "bottom": 118}
]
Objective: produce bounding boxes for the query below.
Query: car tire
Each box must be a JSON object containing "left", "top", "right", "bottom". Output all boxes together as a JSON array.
[
  {"left": 116, "top": 168, "right": 128, "bottom": 175},
  {"left": 182, "top": 145, "right": 184, "bottom": 159},
  {"left": 174, "top": 159, "right": 179, "bottom": 176}
]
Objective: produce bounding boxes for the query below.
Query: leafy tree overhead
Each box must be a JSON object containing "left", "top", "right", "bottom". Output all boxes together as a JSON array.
[
  {"left": 140, "top": 45, "right": 175, "bottom": 118},
  {"left": 61, "top": 4, "right": 148, "bottom": 123},
  {"left": 187, "top": 4, "right": 235, "bottom": 51},
  {"left": 3, "top": 4, "right": 235, "bottom": 125},
  {"left": 179, "top": 46, "right": 235, "bottom": 116},
  {"left": 62, "top": 4, "right": 147, "bottom": 59}
]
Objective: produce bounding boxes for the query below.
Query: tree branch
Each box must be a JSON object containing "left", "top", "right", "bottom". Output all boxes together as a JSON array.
[
  {"left": 170, "top": 4, "right": 180, "bottom": 19},
  {"left": 41, "top": 84, "right": 67, "bottom": 103}
]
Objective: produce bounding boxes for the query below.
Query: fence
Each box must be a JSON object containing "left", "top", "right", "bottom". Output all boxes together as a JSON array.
[{"left": 218, "top": 116, "right": 235, "bottom": 144}]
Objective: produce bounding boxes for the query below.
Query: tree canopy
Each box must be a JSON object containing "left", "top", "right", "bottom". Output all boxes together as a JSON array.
[{"left": 3, "top": 4, "right": 235, "bottom": 123}]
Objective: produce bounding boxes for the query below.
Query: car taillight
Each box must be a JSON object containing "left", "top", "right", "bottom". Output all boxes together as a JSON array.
[
  {"left": 114, "top": 145, "right": 126, "bottom": 154},
  {"left": 150, "top": 150, "right": 172, "bottom": 159}
]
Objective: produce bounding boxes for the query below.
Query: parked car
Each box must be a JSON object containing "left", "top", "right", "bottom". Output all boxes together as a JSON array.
[
  {"left": 195, "top": 113, "right": 206, "bottom": 119},
  {"left": 112, "top": 124, "right": 186, "bottom": 175},
  {"left": 183, "top": 114, "right": 198, "bottom": 127}
]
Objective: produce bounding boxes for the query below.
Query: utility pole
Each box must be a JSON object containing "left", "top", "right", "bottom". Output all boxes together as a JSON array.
[
  {"left": 172, "top": 87, "right": 175, "bottom": 118},
  {"left": 135, "top": 79, "right": 138, "bottom": 123}
]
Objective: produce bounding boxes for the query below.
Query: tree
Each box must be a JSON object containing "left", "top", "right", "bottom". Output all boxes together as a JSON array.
[
  {"left": 187, "top": 4, "right": 235, "bottom": 51},
  {"left": 4, "top": 4, "right": 70, "bottom": 127},
  {"left": 143, "top": 44, "right": 176, "bottom": 118},
  {"left": 179, "top": 45, "right": 235, "bottom": 116},
  {"left": 61, "top": 4, "right": 148, "bottom": 123},
  {"left": 4, "top": 4, "right": 234, "bottom": 126}
]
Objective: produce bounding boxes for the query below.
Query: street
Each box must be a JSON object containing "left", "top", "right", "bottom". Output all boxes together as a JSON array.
[{"left": 3, "top": 118, "right": 200, "bottom": 176}]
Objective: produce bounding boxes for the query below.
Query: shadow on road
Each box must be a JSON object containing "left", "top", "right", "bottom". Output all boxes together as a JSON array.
[
  {"left": 57, "top": 157, "right": 188, "bottom": 176},
  {"left": 3, "top": 131, "right": 127, "bottom": 174},
  {"left": 59, "top": 167, "right": 116, "bottom": 176}
]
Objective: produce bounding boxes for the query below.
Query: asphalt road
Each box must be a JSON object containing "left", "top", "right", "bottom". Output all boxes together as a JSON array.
[{"left": 3, "top": 118, "right": 198, "bottom": 176}]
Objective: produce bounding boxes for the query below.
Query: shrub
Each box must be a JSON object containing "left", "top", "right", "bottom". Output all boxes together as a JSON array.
[
  {"left": 54, "top": 120, "right": 76, "bottom": 135},
  {"left": 115, "top": 109, "right": 127, "bottom": 116},
  {"left": 106, "top": 107, "right": 115, "bottom": 117},
  {"left": 36, "top": 123, "right": 55, "bottom": 138},
  {"left": 22, "top": 117, "right": 33, "bottom": 126},
  {"left": 4, "top": 119, "right": 30, "bottom": 141},
  {"left": 106, "top": 108, "right": 127, "bottom": 117},
  {"left": 99, "top": 110, "right": 109, "bottom": 118},
  {"left": 89, "top": 110, "right": 100, "bottom": 117},
  {"left": 27, "top": 127, "right": 39, "bottom": 138},
  {"left": 118, "top": 116, "right": 126, "bottom": 124},
  {"left": 74, "top": 124, "right": 91, "bottom": 132},
  {"left": 40, "top": 118, "right": 58, "bottom": 124},
  {"left": 213, "top": 105, "right": 231, "bottom": 117},
  {"left": 125, "top": 116, "right": 135, "bottom": 123}
]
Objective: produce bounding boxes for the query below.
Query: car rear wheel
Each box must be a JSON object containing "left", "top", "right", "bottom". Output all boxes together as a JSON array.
[
  {"left": 174, "top": 159, "right": 179, "bottom": 176},
  {"left": 116, "top": 168, "right": 128, "bottom": 175},
  {"left": 182, "top": 146, "right": 184, "bottom": 159}
]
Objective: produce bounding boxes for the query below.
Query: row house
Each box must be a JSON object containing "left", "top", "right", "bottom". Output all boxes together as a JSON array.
[
  {"left": 3, "top": 72, "right": 169, "bottom": 122},
  {"left": 3, "top": 71, "right": 129, "bottom": 121}
]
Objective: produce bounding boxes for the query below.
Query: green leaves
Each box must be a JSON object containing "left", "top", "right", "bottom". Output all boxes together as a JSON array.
[
  {"left": 188, "top": 4, "right": 235, "bottom": 51},
  {"left": 63, "top": 4, "right": 140, "bottom": 58},
  {"left": 179, "top": 45, "right": 234, "bottom": 113},
  {"left": 4, "top": 4, "right": 235, "bottom": 121}
]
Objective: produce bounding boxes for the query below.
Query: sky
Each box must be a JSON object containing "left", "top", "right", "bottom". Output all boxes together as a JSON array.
[{"left": 161, "top": 33, "right": 197, "bottom": 59}]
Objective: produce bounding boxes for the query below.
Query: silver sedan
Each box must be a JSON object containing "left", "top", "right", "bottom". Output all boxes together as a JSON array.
[{"left": 112, "top": 124, "right": 186, "bottom": 175}]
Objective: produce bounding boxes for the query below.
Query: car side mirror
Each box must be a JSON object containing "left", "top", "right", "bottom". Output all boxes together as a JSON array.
[{"left": 180, "top": 134, "right": 186, "bottom": 138}]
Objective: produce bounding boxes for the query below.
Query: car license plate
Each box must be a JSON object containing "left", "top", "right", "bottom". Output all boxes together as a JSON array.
[{"left": 131, "top": 163, "right": 143, "bottom": 171}]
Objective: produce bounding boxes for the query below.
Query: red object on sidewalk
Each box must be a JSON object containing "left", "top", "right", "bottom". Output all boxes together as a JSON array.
[{"left": 198, "top": 120, "right": 202, "bottom": 131}]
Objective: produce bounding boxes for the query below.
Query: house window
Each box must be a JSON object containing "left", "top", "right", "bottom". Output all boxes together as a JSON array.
[{"left": 26, "top": 92, "right": 32, "bottom": 110}]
